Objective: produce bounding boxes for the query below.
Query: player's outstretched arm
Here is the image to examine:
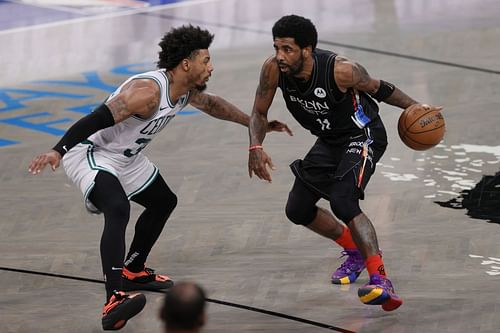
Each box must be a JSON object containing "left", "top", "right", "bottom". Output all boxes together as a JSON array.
[
  {"left": 248, "top": 57, "right": 281, "bottom": 182},
  {"left": 28, "top": 79, "right": 160, "bottom": 175},
  {"left": 188, "top": 87, "right": 292, "bottom": 135},
  {"left": 189, "top": 90, "right": 250, "bottom": 126}
]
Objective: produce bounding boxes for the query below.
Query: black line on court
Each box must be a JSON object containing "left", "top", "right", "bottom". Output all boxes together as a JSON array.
[
  {"left": 0, "top": 266, "right": 355, "bottom": 333},
  {"left": 140, "top": 12, "right": 500, "bottom": 76}
]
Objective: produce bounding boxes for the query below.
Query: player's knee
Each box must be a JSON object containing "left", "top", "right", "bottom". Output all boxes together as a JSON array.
[
  {"left": 329, "top": 183, "right": 361, "bottom": 224},
  {"left": 285, "top": 199, "right": 317, "bottom": 226},
  {"left": 143, "top": 186, "right": 177, "bottom": 219},
  {"left": 330, "top": 199, "right": 361, "bottom": 224},
  {"left": 161, "top": 191, "right": 177, "bottom": 216},
  {"left": 106, "top": 197, "right": 131, "bottom": 224}
]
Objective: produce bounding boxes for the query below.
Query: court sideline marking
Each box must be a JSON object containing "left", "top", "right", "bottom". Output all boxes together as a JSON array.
[{"left": 0, "top": 266, "right": 356, "bottom": 333}]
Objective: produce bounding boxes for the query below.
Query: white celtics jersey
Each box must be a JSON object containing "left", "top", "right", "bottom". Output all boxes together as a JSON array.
[{"left": 87, "top": 70, "right": 189, "bottom": 161}]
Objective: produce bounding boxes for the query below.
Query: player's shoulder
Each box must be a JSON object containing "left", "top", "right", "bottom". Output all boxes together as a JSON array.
[
  {"left": 262, "top": 55, "right": 279, "bottom": 69},
  {"left": 333, "top": 55, "right": 359, "bottom": 76},
  {"left": 334, "top": 54, "right": 353, "bottom": 65},
  {"left": 123, "top": 75, "right": 161, "bottom": 94},
  {"left": 261, "top": 56, "right": 280, "bottom": 81}
]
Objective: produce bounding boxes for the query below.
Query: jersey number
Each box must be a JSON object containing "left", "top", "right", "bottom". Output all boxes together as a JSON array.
[
  {"left": 316, "top": 118, "right": 331, "bottom": 131},
  {"left": 124, "top": 138, "right": 152, "bottom": 157}
]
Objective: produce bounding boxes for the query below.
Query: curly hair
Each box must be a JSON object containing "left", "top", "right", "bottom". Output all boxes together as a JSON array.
[
  {"left": 158, "top": 25, "right": 214, "bottom": 70},
  {"left": 272, "top": 15, "right": 317, "bottom": 50}
]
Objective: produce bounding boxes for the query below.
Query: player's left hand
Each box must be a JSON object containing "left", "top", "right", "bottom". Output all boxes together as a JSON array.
[{"left": 267, "top": 120, "right": 293, "bottom": 136}]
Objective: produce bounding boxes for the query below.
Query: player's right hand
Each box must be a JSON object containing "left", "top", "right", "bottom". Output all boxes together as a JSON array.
[
  {"left": 248, "top": 149, "right": 275, "bottom": 183},
  {"left": 28, "top": 150, "right": 62, "bottom": 174}
]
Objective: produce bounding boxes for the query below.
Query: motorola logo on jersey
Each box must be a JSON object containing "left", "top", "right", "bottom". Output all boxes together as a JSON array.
[
  {"left": 314, "top": 87, "right": 326, "bottom": 98},
  {"left": 289, "top": 95, "right": 329, "bottom": 115}
]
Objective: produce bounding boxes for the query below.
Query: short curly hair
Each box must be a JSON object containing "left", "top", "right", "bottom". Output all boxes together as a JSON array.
[
  {"left": 158, "top": 25, "right": 214, "bottom": 70},
  {"left": 272, "top": 15, "right": 317, "bottom": 50}
]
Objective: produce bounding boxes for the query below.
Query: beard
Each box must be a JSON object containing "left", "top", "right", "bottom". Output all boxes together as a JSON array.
[
  {"left": 195, "top": 83, "right": 207, "bottom": 92},
  {"left": 280, "top": 54, "right": 304, "bottom": 77}
]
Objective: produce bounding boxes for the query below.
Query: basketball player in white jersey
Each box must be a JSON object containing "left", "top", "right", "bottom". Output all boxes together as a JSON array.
[{"left": 28, "top": 25, "right": 292, "bottom": 330}]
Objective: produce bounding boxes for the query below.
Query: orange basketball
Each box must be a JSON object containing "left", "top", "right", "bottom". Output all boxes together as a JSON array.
[{"left": 397, "top": 104, "right": 445, "bottom": 150}]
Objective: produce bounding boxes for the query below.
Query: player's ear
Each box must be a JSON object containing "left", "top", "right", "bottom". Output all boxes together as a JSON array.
[
  {"left": 182, "top": 59, "right": 190, "bottom": 71},
  {"left": 302, "top": 46, "right": 313, "bottom": 57}
]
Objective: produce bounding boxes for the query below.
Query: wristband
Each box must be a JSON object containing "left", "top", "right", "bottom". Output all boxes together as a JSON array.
[
  {"left": 249, "top": 145, "right": 263, "bottom": 151},
  {"left": 371, "top": 80, "right": 395, "bottom": 102}
]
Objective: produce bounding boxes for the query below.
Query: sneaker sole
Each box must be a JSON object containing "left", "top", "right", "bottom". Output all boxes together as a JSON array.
[
  {"left": 331, "top": 271, "right": 363, "bottom": 285},
  {"left": 358, "top": 286, "right": 388, "bottom": 305},
  {"left": 382, "top": 297, "right": 403, "bottom": 311},
  {"left": 121, "top": 278, "right": 174, "bottom": 291},
  {"left": 358, "top": 287, "right": 403, "bottom": 311},
  {"left": 102, "top": 294, "right": 146, "bottom": 330}
]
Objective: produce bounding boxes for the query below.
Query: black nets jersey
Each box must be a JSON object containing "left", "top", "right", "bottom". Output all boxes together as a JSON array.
[{"left": 277, "top": 48, "right": 387, "bottom": 146}]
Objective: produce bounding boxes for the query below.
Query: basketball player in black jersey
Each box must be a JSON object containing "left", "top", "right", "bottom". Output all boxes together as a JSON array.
[{"left": 248, "top": 15, "right": 442, "bottom": 311}]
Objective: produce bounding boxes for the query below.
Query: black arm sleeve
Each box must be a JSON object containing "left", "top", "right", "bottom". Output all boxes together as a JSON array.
[
  {"left": 370, "top": 80, "right": 395, "bottom": 102},
  {"left": 52, "top": 103, "right": 115, "bottom": 156}
]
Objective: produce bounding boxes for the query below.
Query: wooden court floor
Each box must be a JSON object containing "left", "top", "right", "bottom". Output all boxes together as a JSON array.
[{"left": 0, "top": 0, "right": 499, "bottom": 332}]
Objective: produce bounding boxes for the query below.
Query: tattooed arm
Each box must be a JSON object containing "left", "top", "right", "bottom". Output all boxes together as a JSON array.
[
  {"left": 28, "top": 78, "right": 161, "bottom": 174},
  {"left": 188, "top": 89, "right": 250, "bottom": 126},
  {"left": 249, "top": 57, "right": 280, "bottom": 146},
  {"left": 188, "top": 79, "right": 292, "bottom": 134},
  {"left": 248, "top": 56, "right": 280, "bottom": 182},
  {"left": 334, "top": 56, "right": 418, "bottom": 109},
  {"left": 106, "top": 79, "right": 161, "bottom": 122}
]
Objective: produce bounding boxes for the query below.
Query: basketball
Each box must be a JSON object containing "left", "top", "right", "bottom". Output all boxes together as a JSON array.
[{"left": 397, "top": 104, "right": 445, "bottom": 150}]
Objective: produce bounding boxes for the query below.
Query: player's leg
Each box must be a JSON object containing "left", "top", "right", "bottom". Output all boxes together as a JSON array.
[
  {"left": 89, "top": 171, "right": 146, "bottom": 330},
  {"left": 285, "top": 176, "right": 362, "bottom": 284},
  {"left": 330, "top": 135, "right": 401, "bottom": 310},
  {"left": 350, "top": 213, "right": 402, "bottom": 311},
  {"left": 289, "top": 139, "right": 361, "bottom": 284},
  {"left": 121, "top": 173, "right": 176, "bottom": 291}
]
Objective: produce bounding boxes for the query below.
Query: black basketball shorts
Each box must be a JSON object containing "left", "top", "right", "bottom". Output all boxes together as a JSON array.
[{"left": 290, "top": 132, "right": 387, "bottom": 201}]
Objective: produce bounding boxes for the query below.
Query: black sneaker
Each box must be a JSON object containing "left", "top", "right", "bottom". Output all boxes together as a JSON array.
[{"left": 102, "top": 291, "right": 146, "bottom": 330}]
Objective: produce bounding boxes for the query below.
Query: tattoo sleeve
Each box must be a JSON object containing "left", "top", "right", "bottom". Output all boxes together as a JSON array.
[
  {"left": 146, "top": 89, "right": 160, "bottom": 114},
  {"left": 383, "top": 87, "right": 418, "bottom": 109},
  {"left": 106, "top": 82, "right": 160, "bottom": 122},
  {"left": 352, "top": 62, "right": 373, "bottom": 91},
  {"left": 256, "top": 65, "right": 272, "bottom": 98},
  {"left": 249, "top": 59, "right": 277, "bottom": 145},
  {"left": 351, "top": 62, "right": 418, "bottom": 109},
  {"left": 194, "top": 92, "right": 249, "bottom": 126},
  {"left": 106, "top": 96, "right": 130, "bottom": 123},
  {"left": 249, "top": 111, "right": 268, "bottom": 146}
]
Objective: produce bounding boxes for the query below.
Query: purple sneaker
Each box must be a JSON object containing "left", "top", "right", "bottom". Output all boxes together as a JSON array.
[
  {"left": 358, "top": 274, "right": 403, "bottom": 311},
  {"left": 331, "top": 249, "right": 365, "bottom": 285}
]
